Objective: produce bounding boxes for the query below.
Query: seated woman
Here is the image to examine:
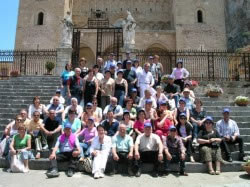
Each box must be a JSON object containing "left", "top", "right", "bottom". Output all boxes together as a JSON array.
[
  {"left": 90, "top": 125, "right": 112, "bottom": 179},
  {"left": 28, "top": 96, "right": 46, "bottom": 119},
  {"left": 123, "top": 99, "right": 137, "bottom": 120},
  {"left": 62, "top": 109, "right": 82, "bottom": 134},
  {"left": 133, "top": 109, "right": 147, "bottom": 138},
  {"left": 81, "top": 103, "right": 99, "bottom": 127},
  {"left": 9, "top": 123, "right": 33, "bottom": 173},
  {"left": 62, "top": 98, "right": 83, "bottom": 121},
  {"left": 153, "top": 86, "right": 168, "bottom": 108},
  {"left": 77, "top": 117, "right": 97, "bottom": 161},
  {"left": 2, "top": 115, "right": 23, "bottom": 157},
  {"left": 190, "top": 98, "right": 206, "bottom": 144},
  {"left": 154, "top": 110, "right": 173, "bottom": 140},
  {"left": 144, "top": 99, "right": 157, "bottom": 121},
  {"left": 176, "top": 113, "right": 195, "bottom": 163},
  {"left": 173, "top": 98, "right": 190, "bottom": 124},
  {"left": 197, "top": 116, "right": 222, "bottom": 175},
  {"left": 120, "top": 110, "right": 134, "bottom": 136}
]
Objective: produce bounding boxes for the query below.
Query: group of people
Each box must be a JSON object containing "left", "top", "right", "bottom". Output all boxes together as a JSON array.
[{"left": 0, "top": 52, "right": 245, "bottom": 179}]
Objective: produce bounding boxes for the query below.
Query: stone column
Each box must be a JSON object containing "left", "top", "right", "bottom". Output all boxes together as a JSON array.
[{"left": 56, "top": 47, "right": 73, "bottom": 75}]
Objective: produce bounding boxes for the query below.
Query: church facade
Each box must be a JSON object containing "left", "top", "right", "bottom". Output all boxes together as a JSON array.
[{"left": 15, "top": 0, "right": 229, "bottom": 63}]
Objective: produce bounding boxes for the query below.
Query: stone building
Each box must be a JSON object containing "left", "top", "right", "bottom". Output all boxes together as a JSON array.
[{"left": 15, "top": 0, "right": 248, "bottom": 65}]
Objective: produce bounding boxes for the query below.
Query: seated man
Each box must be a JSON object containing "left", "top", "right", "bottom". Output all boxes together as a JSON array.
[
  {"left": 164, "top": 126, "right": 188, "bottom": 176},
  {"left": 46, "top": 123, "right": 81, "bottom": 178},
  {"left": 138, "top": 89, "right": 157, "bottom": 109},
  {"left": 49, "top": 89, "right": 65, "bottom": 105},
  {"left": 40, "top": 109, "right": 62, "bottom": 151},
  {"left": 45, "top": 96, "right": 64, "bottom": 122},
  {"left": 62, "top": 97, "right": 83, "bottom": 121},
  {"left": 163, "top": 75, "right": 180, "bottom": 108},
  {"left": 111, "top": 124, "right": 134, "bottom": 176},
  {"left": 103, "top": 97, "right": 123, "bottom": 121},
  {"left": 101, "top": 110, "right": 119, "bottom": 137},
  {"left": 216, "top": 108, "right": 245, "bottom": 162},
  {"left": 134, "top": 122, "right": 163, "bottom": 177}
]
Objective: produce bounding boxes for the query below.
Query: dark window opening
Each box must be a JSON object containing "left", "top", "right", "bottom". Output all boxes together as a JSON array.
[
  {"left": 37, "top": 12, "right": 44, "bottom": 25},
  {"left": 197, "top": 10, "right": 203, "bottom": 23},
  {"left": 135, "top": 8, "right": 137, "bottom": 11}
]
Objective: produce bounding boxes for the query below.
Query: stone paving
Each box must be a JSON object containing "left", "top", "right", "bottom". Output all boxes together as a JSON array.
[{"left": 0, "top": 170, "right": 249, "bottom": 187}]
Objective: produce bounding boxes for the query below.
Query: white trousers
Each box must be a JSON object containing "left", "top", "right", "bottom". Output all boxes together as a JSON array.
[
  {"left": 139, "top": 84, "right": 156, "bottom": 98},
  {"left": 92, "top": 151, "right": 109, "bottom": 174}
]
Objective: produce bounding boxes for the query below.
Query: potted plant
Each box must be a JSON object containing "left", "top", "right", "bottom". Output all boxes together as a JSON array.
[
  {"left": 10, "top": 70, "right": 19, "bottom": 77},
  {"left": 45, "top": 61, "right": 55, "bottom": 75},
  {"left": 235, "top": 96, "right": 249, "bottom": 106},
  {"left": 243, "top": 159, "right": 250, "bottom": 175},
  {"left": 205, "top": 84, "right": 223, "bottom": 97}
]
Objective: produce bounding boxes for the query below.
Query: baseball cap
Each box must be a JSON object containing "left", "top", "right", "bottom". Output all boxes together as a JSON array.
[
  {"left": 64, "top": 122, "right": 72, "bottom": 129},
  {"left": 145, "top": 99, "right": 153, "bottom": 104},
  {"left": 169, "top": 125, "right": 177, "bottom": 131},
  {"left": 86, "top": 102, "right": 93, "bottom": 107},
  {"left": 223, "top": 108, "right": 230, "bottom": 113},
  {"left": 159, "top": 100, "right": 167, "bottom": 105},
  {"left": 117, "top": 61, "right": 122, "bottom": 65},
  {"left": 183, "top": 88, "right": 190, "bottom": 93},
  {"left": 88, "top": 117, "right": 95, "bottom": 122},
  {"left": 127, "top": 60, "right": 132, "bottom": 64},
  {"left": 117, "top": 69, "right": 124, "bottom": 74},
  {"left": 131, "top": 88, "right": 137, "bottom": 92},
  {"left": 179, "top": 98, "right": 186, "bottom": 103},
  {"left": 204, "top": 116, "right": 214, "bottom": 123},
  {"left": 144, "top": 122, "right": 152, "bottom": 128},
  {"left": 123, "top": 110, "right": 130, "bottom": 115},
  {"left": 179, "top": 113, "right": 187, "bottom": 118}
]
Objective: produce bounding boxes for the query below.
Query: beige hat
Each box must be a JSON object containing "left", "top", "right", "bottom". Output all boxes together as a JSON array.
[{"left": 183, "top": 88, "right": 190, "bottom": 92}]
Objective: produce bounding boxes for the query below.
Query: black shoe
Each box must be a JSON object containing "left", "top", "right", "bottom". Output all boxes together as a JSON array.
[
  {"left": 227, "top": 156, "right": 233, "bottom": 162},
  {"left": 135, "top": 168, "right": 141, "bottom": 177},
  {"left": 66, "top": 169, "right": 74, "bottom": 177},
  {"left": 179, "top": 171, "right": 188, "bottom": 176},
  {"left": 46, "top": 168, "right": 59, "bottom": 178},
  {"left": 128, "top": 167, "right": 134, "bottom": 176},
  {"left": 152, "top": 171, "right": 159, "bottom": 178}
]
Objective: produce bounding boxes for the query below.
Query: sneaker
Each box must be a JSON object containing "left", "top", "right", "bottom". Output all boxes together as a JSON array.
[
  {"left": 99, "top": 171, "right": 104, "bottom": 178},
  {"left": 152, "top": 171, "right": 159, "bottom": 178},
  {"left": 46, "top": 168, "right": 60, "bottom": 178},
  {"left": 42, "top": 145, "right": 48, "bottom": 150},
  {"left": 66, "top": 169, "right": 74, "bottom": 177},
  {"left": 135, "top": 168, "right": 141, "bottom": 177},
  {"left": 94, "top": 172, "right": 100, "bottom": 179},
  {"left": 179, "top": 171, "right": 188, "bottom": 176}
]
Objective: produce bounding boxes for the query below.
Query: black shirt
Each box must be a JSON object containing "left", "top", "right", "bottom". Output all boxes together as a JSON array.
[
  {"left": 101, "top": 120, "right": 119, "bottom": 137},
  {"left": 43, "top": 117, "right": 60, "bottom": 131},
  {"left": 198, "top": 129, "right": 221, "bottom": 148},
  {"left": 124, "top": 69, "right": 137, "bottom": 84},
  {"left": 164, "top": 83, "right": 180, "bottom": 94}
]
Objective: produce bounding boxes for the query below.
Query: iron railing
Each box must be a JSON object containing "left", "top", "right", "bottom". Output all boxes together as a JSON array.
[
  {"left": 100, "top": 49, "right": 250, "bottom": 81},
  {"left": 0, "top": 49, "right": 57, "bottom": 78}
]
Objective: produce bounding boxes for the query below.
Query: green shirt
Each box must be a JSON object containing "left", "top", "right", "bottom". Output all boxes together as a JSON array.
[
  {"left": 112, "top": 134, "right": 133, "bottom": 152},
  {"left": 14, "top": 134, "right": 31, "bottom": 150}
]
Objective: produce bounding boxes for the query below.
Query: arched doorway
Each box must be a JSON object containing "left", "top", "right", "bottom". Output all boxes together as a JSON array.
[{"left": 79, "top": 46, "right": 95, "bottom": 68}]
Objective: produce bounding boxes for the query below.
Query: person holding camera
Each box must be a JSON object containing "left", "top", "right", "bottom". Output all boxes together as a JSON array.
[
  {"left": 216, "top": 108, "right": 245, "bottom": 162},
  {"left": 197, "top": 116, "right": 222, "bottom": 175}
]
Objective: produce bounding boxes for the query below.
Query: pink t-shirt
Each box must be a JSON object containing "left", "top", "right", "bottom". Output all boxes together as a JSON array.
[
  {"left": 79, "top": 127, "right": 97, "bottom": 142},
  {"left": 134, "top": 120, "right": 145, "bottom": 133},
  {"left": 174, "top": 68, "right": 183, "bottom": 79}
]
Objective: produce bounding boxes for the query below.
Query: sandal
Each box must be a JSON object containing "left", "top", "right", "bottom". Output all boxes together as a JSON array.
[
  {"left": 209, "top": 170, "right": 215, "bottom": 175},
  {"left": 215, "top": 170, "right": 221, "bottom": 175}
]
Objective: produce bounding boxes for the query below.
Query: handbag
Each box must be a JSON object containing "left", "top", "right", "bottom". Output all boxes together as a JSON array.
[
  {"left": 0, "top": 138, "right": 7, "bottom": 157},
  {"left": 10, "top": 153, "right": 26, "bottom": 173},
  {"left": 82, "top": 157, "right": 92, "bottom": 173}
]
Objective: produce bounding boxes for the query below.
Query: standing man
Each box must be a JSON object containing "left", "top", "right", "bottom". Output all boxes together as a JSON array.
[
  {"left": 104, "top": 53, "right": 117, "bottom": 71},
  {"left": 216, "top": 108, "right": 245, "bottom": 162},
  {"left": 153, "top": 55, "right": 164, "bottom": 86},
  {"left": 67, "top": 68, "right": 83, "bottom": 104},
  {"left": 134, "top": 122, "right": 163, "bottom": 177},
  {"left": 137, "top": 63, "right": 155, "bottom": 98},
  {"left": 123, "top": 60, "right": 137, "bottom": 95},
  {"left": 111, "top": 124, "right": 134, "bottom": 176},
  {"left": 122, "top": 51, "right": 131, "bottom": 69}
]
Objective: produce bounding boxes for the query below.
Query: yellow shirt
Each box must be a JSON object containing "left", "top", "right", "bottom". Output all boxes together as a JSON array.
[{"left": 26, "top": 119, "right": 43, "bottom": 132}]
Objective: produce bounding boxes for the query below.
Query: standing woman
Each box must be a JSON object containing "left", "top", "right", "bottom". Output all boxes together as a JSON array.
[
  {"left": 114, "top": 70, "right": 128, "bottom": 107},
  {"left": 100, "top": 70, "right": 115, "bottom": 110},
  {"left": 171, "top": 60, "right": 189, "bottom": 92},
  {"left": 9, "top": 124, "right": 33, "bottom": 173},
  {"left": 79, "top": 57, "right": 89, "bottom": 79},
  {"left": 83, "top": 69, "right": 98, "bottom": 105},
  {"left": 60, "top": 63, "right": 75, "bottom": 98},
  {"left": 28, "top": 96, "right": 46, "bottom": 119}
]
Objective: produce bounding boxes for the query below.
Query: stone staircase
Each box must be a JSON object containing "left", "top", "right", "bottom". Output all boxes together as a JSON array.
[
  {"left": 0, "top": 77, "right": 249, "bottom": 173},
  {"left": 0, "top": 76, "right": 61, "bottom": 136}
]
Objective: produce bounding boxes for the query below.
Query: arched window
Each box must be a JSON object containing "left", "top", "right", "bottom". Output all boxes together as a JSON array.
[
  {"left": 197, "top": 10, "right": 203, "bottom": 23},
  {"left": 37, "top": 12, "right": 44, "bottom": 25}
]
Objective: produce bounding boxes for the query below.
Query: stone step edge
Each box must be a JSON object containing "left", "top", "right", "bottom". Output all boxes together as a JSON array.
[{"left": 0, "top": 158, "right": 245, "bottom": 173}]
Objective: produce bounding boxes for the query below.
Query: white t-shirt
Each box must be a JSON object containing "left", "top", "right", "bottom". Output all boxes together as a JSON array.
[{"left": 135, "top": 133, "right": 161, "bottom": 152}]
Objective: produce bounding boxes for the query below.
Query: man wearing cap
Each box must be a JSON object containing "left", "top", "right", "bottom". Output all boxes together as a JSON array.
[
  {"left": 111, "top": 124, "right": 134, "bottom": 176},
  {"left": 101, "top": 110, "right": 120, "bottom": 137},
  {"left": 134, "top": 122, "right": 163, "bottom": 177},
  {"left": 216, "top": 108, "right": 245, "bottom": 161},
  {"left": 124, "top": 60, "right": 137, "bottom": 95},
  {"left": 103, "top": 97, "right": 123, "bottom": 121},
  {"left": 137, "top": 63, "right": 155, "bottom": 98},
  {"left": 164, "top": 75, "right": 180, "bottom": 108},
  {"left": 122, "top": 51, "right": 131, "bottom": 69},
  {"left": 129, "top": 88, "right": 140, "bottom": 109},
  {"left": 138, "top": 89, "right": 157, "bottom": 109},
  {"left": 182, "top": 88, "right": 194, "bottom": 111},
  {"left": 46, "top": 123, "right": 81, "bottom": 178},
  {"left": 50, "top": 89, "right": 65, "bottom": 105},
  {"left": 164, "top": 125, "right": 188, "bottom": 176},
  {"left": 104, "top": 53, "right": 117, "bottom": 72}
]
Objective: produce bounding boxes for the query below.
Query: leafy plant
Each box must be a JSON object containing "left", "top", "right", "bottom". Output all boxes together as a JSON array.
[
  {"left": 235, "top": 96, "right": 249, "bottom": 104},
  {"left": 45, "top": 61, "right": 55, "bottom": 73},
  {"left": 10, "top": 70, "right": 19, "bottom": 77},
  {"left": 205, "top": 84, "right": 223, "bottom": 94}
]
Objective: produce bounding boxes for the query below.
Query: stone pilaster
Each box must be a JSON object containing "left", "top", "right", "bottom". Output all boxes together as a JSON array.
[{"left": 56, "top": 47, "right": 73, "bottom": 75}]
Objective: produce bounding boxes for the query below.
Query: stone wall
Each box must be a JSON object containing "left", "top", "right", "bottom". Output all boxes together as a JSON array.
[
  {"left": 15, "top": 0, "right": 65, "bottom": 49},
  {"left": 225, "top": 0, "right": 250, "bottom": 51},
  {"left": 174, "top": 0, "right": 227, "bottom": 50}
]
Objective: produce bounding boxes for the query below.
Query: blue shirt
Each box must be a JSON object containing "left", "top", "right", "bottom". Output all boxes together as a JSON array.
[
  {"left": 61, "top": 70, "right": 75, "bottom": 85},
  {"left": 112, "top": 134, "right": 133, "bottom": 152},
  {"left": 101, "top": 119, "right": 119, "bottom": 137},
  {"left": 62, "top": 118, "right": 82, "bottom": 134},
  {"left": 55, "top": 136, "right": 80, "bottom": 153}
]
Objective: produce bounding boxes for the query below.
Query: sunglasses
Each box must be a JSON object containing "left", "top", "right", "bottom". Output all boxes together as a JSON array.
[
  {"left": 16, "top": 119, "right": 23, "bottom": 122},
  {"left": 34, "top": 115, "right": 40, "bottom": 117},
  {"left": 180, "top": 118, "right": 186, "bottom": 120}
]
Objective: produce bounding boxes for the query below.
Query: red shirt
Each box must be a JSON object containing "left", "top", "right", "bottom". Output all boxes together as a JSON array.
[
  {"left": 154, "top": 118, "right": 172, "bottom": 136},
  {"left": 134, "top": 120, "right": 145, "bottom": 133}
]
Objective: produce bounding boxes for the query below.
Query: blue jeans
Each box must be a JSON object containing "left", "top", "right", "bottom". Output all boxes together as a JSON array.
[
  {"left": 80, "top": 142, "right": 91, "bottom": 158},
  {"left": 61, "top": 85, "right": 67, "bottom": 98},
  {"left": 115, "top": 90, "right": 125, "bottom": 107},
  {"left": 192, "top": 123, "right": 199, "bottom": 139}
]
